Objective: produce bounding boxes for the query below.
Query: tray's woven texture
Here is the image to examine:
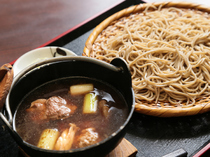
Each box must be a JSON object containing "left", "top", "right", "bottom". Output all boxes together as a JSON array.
[{"left": 83, "top": 2, "right": 210, "bottom": 117}]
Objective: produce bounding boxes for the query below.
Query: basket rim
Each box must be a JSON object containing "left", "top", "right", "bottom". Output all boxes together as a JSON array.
[{"left": 83, "top": 1, "right": 210, "bottom": 117}]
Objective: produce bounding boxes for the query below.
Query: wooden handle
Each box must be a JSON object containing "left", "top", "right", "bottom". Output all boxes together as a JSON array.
[
  {"left": 0, "top": 63, "right": 13, "bottom": 109},
  {"left": 106, "top": 138, "right": 138, "bottom": 157}
]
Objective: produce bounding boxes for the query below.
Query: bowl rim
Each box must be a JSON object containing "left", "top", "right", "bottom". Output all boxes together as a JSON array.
[{"left": 13, "top": 46, "right": 76, "bottom": 76}]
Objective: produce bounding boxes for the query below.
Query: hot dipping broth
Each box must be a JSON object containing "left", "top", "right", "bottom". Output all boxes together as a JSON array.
[{"left": 14, "top": 77, "right": 129, "bottom": 150}]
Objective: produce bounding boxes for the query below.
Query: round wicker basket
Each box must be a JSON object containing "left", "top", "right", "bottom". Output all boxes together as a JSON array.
[{"left": 83, "top": 1, "right": 210, "bottom": 117}]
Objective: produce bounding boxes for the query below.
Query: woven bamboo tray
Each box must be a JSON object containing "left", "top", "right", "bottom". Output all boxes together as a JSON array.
[{"left": 83, "top": 1, "right": 210, "bottom": 117}]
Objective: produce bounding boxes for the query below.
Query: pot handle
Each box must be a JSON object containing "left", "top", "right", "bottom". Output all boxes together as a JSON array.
[
  {"left": 1, "top": 97, "right": 23, "bottom": 143},
  {"left": 0, "top": 112, "right": 13, "bottom": 130},
  {"left": 110, "top": 58, "right": 132, "bottom": 87},
  {"left": 0, "top": 112, "right": 23, "bottom": 144}
]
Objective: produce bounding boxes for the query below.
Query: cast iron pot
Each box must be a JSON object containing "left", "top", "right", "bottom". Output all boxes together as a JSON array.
[{"left": 1, "top": 56, "right": 135, "bottom": 157}]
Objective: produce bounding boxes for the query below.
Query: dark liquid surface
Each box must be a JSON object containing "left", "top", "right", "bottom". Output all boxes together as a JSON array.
[{"left": 14, "top": 77, "right": 129, "bottom": 150}]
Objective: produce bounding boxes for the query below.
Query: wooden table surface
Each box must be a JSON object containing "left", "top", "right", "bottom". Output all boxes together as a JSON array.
[
  {"left": 1, "top": 0, "right": 209, "bottom": 66},
  {"left": 0, "top": 0, "right": 123, "bottom": 66}
]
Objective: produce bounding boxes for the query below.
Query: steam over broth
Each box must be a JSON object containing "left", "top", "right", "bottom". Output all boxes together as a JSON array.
[{"left": 15, "top": 77, "right": 129, "bottom": 150}]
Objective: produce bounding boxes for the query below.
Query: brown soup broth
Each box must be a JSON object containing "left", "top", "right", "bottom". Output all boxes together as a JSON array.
[{"left": 14, "top": 76, "right": 129, "bottom": 149}]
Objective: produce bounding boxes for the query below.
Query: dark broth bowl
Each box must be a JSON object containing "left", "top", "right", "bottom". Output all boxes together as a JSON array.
[{"left": 2, "top": 56, "right": 135, "bottom": 157}]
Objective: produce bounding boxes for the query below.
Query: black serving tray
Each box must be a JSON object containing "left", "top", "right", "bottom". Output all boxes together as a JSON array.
[{"left": 1, "top": 0, "right": 210, "bottom": 156}]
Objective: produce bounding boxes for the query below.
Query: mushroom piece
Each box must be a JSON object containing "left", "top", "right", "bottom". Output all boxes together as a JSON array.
[
  {"left": 54, "top": 123, "right": 78, "bottom": 150},
  {"left": 99, "top": 99, "right": 110, "bottom": 119}
]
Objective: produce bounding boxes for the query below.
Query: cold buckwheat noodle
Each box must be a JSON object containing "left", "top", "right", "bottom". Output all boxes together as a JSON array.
[{"left": 91, "top": 5, "right": 210, "bottom": 107}]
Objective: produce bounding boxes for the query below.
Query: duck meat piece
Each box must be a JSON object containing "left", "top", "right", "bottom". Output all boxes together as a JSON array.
[
  {"left": 76, "top": 128, "right": 100, "bottom": 148},
  {"left": 45, "top": 96, "right": 77, "bottom": 120},
  {"left": 26, "top": 99, "right": 47, "bottom": 121},
  {"left": 54, "top": 123, "right": 78, "bottom": 150},
  {"left": 29, "top": 99, "right": 47, "bottom": 110},
  {"left": 26, "top": 96, "right": 77, "bottom": 121}
]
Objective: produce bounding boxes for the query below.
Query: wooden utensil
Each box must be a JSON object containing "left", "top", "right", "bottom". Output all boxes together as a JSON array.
[{"left": 0, "top": 63, "right": 13, "bottom": 109}]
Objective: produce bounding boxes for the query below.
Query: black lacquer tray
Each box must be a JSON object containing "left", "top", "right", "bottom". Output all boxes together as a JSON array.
[{"left": 1, "top": 0, "right": 210, "bottom": 156}]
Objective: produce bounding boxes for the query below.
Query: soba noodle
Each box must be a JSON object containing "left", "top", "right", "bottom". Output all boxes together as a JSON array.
[{"left": 92, "top": 5, "right": 210, "bottom": 107}]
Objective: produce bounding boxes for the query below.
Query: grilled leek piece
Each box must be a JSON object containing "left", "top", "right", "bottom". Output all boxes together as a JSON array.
[
  {"left": 70, "top": 84, "right": 93, "bottom": 95},
  {"left": 37, "top": 129, "right": 60, "bottom": 150},
  {"left": 83, "top": 93, "right": 98, "bottom": 114}
]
